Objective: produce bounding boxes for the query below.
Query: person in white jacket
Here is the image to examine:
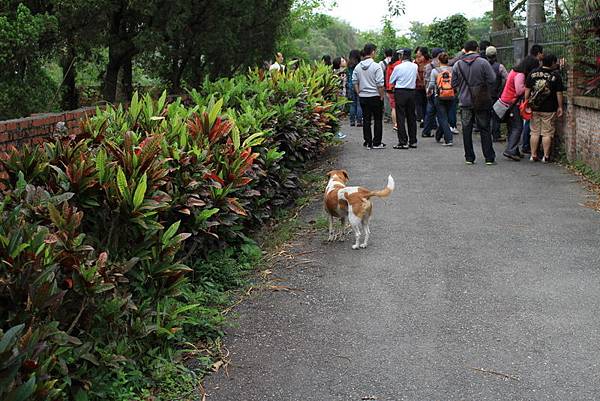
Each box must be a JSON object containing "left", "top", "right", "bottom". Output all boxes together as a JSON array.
[{"left": 352, "top": 43, "right": 386, "bottom": 149}]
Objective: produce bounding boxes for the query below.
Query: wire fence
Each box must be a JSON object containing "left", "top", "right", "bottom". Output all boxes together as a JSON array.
[
  {"left": 490, "top": 12, "right": 600, "bottom": 98},
  {"left": 489, "top": 27, "right": 524, "bottom": 71}
]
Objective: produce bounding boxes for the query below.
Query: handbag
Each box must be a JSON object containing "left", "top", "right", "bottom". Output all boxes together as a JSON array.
[
  {"left": 493, "top": 98, "right": 511, "bottom": 119},
  {"left": 519, "top": 99, "right": 532, "bottom": 121}
]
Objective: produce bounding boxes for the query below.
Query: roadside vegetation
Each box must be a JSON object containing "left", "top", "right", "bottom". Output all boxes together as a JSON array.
[{"left": 0, "top": 64, "right": 345, "bottom": 400}]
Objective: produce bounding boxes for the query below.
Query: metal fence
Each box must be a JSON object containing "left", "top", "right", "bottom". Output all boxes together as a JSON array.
[
  {"left": 489, "top": 27, "right": 524, "bottom": 70},
  {"left": 492, "top": 12, "right": 600, "bottom": 98}
]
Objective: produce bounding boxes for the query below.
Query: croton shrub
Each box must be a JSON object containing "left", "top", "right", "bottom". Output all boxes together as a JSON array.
[{"left": 0, "top": 64, "right": 344, "bottom": 400}]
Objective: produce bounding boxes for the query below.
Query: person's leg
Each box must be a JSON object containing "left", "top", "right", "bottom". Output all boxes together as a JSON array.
[
  {"left": 449, "top": 98, "right": 458, "bottom": 129},
  {"left": 521, "top": 120, "right": 531, "bottom": 153},
  {"left": 415, "top": 89, "right": 425, "bottom": 122},
  {"left": 360, "top": 98, "right": 372, "bottom": 147},
  {"left": 529, "top": 112, "right": 541, "bottom": 160},
  {"left": 490, "top": 100, "right": 501, "bottom": 141},
  {"left": 475, "top": 109, "right": 495, "bottom": 162},
  {"left": 372, "top": 97, "right": 384, "bottom": 146},
  {"left": 461, "top": 108, "right": 476, "bottom": 162},
  {"left": 422, "top": 96, "right": 437, "bottom": 136},
  {"left": 388, "top": 93, "right": 397, "bottom": 129},
  {"left": 503, "top": 105, "right": 523, "bottom": 158},
  {"left": 395, "top": 89, "right": 408, "bottom": 145},
  {"left": 541, "top": 112, "right": 556, "bottom": 160},
  {"left": 435, "top": 99, "right": 452, "bottom": 144},
  {"left": 405, "top": 91, "right": 418, "bottom": 146},
  {"left": 356, "top": 93, "right": 363, "bottom": 126}
]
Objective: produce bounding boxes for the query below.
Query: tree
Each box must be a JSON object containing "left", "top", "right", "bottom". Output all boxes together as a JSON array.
[
  {"left": 0, "top": 3, "right": 59, "bottom": 119},
  {"left": 428, "top": 14, "right": 469, "bottom": 54}
]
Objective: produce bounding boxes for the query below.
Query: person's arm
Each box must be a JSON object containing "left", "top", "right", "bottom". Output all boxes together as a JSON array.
[
  {"left": 557, "top": 92, "right": 564, "bottom": 118},
  {"left": 352, "top": 68, "right": 359, "bottom": 96},
  {"left": 428, "top": 69, "right": 438, "bottom": 94},
  {"left": 514, "top": 73, "right": 526, "bottom": 97},
  {"left": 451, "top": 63, "right": 460, "bottom": 89},
  {"left": 524, "top": 87, "right": 531, "bottom": 101},
  {"left": 375, "top": 66, "right": 385, "bottom": 101}
]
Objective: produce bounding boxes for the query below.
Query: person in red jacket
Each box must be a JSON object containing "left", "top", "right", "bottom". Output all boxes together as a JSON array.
[{"left": 385, "top": 50, "right": 402, "bottom": 132}]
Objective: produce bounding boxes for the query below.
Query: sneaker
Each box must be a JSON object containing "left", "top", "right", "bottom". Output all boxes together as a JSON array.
[
  {"left": 408, "top": 143, "right": 417, "bottom": 149},
  {"left": 350, "top": 122, "right": 356, "bottom": 127},
  {"left": 465, "top": 161, "right": 475, "bottom": 165},
  {"left": 442, "top": 142, "right": 453, "bottom": 146},
  {"left": 542, "top": 156, "right": 550, "bottom": 163},
  {"left": 393, "top": 126, "right": 398, "bottom": 131},
  {"left": 421, "top": 133, "right": 432, "bottom": 138},
  {"left": 485, "top": 160, "right": 497, "bottom": 165},
  {"left": 336, "top": 132, "right": 347, "bottom": 139},
  {"left": 529, "top": 155, "right": 539, "bottom": 162},
  {"left": 522, "top": 148, "right": 531, "bottom": 154},
  {"left": 450, "top": 127, "right": 459, "bottom": 134},
  {"left": 363, "top": 141, "right": 371, "bottom": 147},
  {"left": 393, "top": 144, "right": 409, "bottom": 149},
  {"left": 371, "top": 143, "right": 387, "bottom": 149},
  {"left": 503, "top": 152, "right": 520, "bottom": 161},
  {"left": 357, "top": 123, "right": 363, "bottom": 127}
]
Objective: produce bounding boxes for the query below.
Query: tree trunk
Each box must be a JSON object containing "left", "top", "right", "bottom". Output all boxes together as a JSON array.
[
  {"left": 60, "top": 45, "right": 79, "bottom": 110},
  {"left": 527, "top": 0, "right": 546, "bottom": 43},
  {"left": 492, "top": 0, "right": 514, "bottom": 31},
  {"left": 103, "top": 53, "right": 121, "bottom": 103},
  {"left": 120, "top": 57, "right": 133, "bottom": 101}
]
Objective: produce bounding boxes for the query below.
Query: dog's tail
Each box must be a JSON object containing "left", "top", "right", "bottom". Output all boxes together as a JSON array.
[{"left": 366, "top": 175, "right": 395, "bottom": 199}]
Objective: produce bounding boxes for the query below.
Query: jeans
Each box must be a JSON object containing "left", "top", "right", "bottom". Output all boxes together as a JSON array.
[
  {"left": 461, "top": 107, "right": 495, "bottom": 162},
  {"left": 394, "top": 88, "right": 418, "bottom": 146},
  {"left": 449, "top": 98, "right": 458, "bottom": 128},
  {"left": 434, "top": 98, "right": 453, "bottom": 144},
  {"left": 348, "top": 90, "right": 363, "bottom": 125},
  {"left": 490, "top": 98, "right": 501, "bottom": 141},
  {"left": 504, "top": 104, "right": 523, "bottom": 156},
  {"left": 359, "top": 96, "right": 384, "bottom": 147},
  {"left": 415, "top": 89, "right": 427, "bottom": 121},
  {"left": 422, "top": 95, "right": 438, "bottom": 135},
  {"left": 521, "top": 120, "right": 531, "bottom": 152}
]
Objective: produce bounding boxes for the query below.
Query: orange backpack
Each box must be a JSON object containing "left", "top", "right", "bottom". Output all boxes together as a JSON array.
[{"left": 435, "top": 68, "right": 455, "bottom": 99}]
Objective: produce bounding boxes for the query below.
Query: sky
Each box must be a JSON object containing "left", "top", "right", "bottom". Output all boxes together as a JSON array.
[{"left": 324, "top": 0, "right": 492, "bottom": 32}]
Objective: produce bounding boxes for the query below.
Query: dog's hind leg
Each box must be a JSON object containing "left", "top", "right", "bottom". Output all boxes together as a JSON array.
[
  {"left": 349, "top": 214, "right": 362, "bottom": 250},
  {"left": 327, "top": 214, "right": 335, "bottom": 242}
]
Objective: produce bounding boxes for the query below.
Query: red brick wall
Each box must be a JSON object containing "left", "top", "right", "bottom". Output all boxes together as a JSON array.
[{"left": 0, "top": 107, "right": 98, "bottom": 151}]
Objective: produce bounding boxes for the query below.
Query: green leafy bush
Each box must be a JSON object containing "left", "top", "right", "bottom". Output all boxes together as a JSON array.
[{"left": 0, "top": 63, "right": 344, "bottom": 400}]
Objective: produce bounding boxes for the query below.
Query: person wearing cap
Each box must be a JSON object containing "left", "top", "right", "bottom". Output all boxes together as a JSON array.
[
  {"left": 422, "top": 47, "right": 444, "bottom": 138},
  {"left": 389, "top": 48, "right": 418, "bottom": 149},
  {"left": 486, "top": 46, "right": 508, "bottom": 142}
]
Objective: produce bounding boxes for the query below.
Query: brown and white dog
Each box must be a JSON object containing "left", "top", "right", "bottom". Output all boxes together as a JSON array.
[{"left": 324, "top": 170, "right": 394, "bottom": 249}]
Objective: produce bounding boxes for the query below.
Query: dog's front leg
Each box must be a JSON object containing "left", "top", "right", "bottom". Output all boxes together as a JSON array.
[
  {"left": 360, "top": 223, "right": 370, "bottom": 248},
  {"left": 337, "top": 217, "right": 347, "bottom": 241}
]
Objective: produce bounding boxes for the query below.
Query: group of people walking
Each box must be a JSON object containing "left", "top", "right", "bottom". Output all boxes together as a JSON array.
[{"left": 335, "top": 41, "right": 565, "bottom": 165}]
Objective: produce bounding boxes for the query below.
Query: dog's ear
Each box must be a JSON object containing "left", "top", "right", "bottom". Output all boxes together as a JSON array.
[
  {"left": 341, "top": 170, "right": 349, "bottom": 181},
  {"left": 326, "top": 170, "right": 334, "bottom": 177}
]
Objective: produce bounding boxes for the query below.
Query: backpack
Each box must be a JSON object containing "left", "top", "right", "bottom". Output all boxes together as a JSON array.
[
  {"left": 529, "top": 73, "right": 553, "bottom": 109},
  {"left": 435, "top": 68, "right": 455, "bottom": 99}
]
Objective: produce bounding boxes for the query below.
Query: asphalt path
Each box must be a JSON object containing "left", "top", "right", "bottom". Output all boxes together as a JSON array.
[{"left": 205, "top": 122, "right": 600, "bottom": 401}]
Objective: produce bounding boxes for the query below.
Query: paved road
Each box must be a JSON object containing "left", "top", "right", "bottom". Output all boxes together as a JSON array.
[{"left": 205, "top": 123, "right": 600, "bottom": 401}]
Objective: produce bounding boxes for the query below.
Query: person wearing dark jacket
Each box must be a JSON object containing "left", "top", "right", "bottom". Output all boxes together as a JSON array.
[{"left": 451, "top": 40, "right": 497, "bottom": 165}]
